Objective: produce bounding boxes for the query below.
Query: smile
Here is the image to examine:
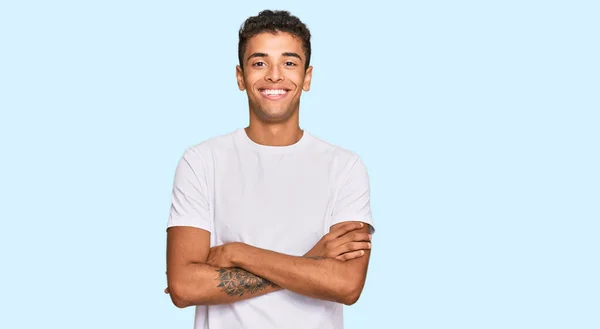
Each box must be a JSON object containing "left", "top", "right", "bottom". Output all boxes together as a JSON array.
[{"left": 259, "top": 89, "right": 290, "bottom": 100}]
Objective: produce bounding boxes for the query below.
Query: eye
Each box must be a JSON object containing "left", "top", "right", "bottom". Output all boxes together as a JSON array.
[
  {"left": 284, "top": 61, "right": 297, "bottom": 66},
  {"left": 252, "top": 62, "right": 266, "bottom": 67}
]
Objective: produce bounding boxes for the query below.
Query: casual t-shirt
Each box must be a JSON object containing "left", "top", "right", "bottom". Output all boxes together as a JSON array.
[{"left": 167, "top": 128, "right": 375, "bottom": 329}]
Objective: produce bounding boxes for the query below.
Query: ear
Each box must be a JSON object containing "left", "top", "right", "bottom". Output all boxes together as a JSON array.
[
  {"left": 236, "top": 65, "right": 245, "bottom": 91},
  {"left": 303, "top": 66, "right": 313, "bottom": 91}
]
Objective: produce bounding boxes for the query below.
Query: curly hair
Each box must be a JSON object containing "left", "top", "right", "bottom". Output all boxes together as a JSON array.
[{"left": 238, "top": 10, "right": 312, "bottom": 70}]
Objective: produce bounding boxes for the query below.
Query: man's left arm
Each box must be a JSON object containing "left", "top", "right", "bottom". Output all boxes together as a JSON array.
[{"left": 226, "top": 156, "right": 375, "bottom": 305}]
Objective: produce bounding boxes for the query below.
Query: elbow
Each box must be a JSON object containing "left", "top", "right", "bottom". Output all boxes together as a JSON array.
[
  {"left": 340, "top": 289, "right": 361, "bottom": 306},
  {"left": 169, "top": 283, "right": 190, "bottom": 308},
  {"left": 338, "top": 279, "right": 364, "bottom": 306},
  {"left": 172, "top": 298, "right": 189, "bottom": 309},
  {"left": 169, "top": 282, "right": 199, "bottom": 308},
  {"left": 172, "top": 297, "right": 190, "bottom": 309}
]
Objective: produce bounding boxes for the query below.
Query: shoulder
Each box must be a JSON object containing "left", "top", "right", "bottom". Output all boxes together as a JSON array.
[
  {"left": 181, "top": 129, "right": 239, "bottom": 160},
  {"left": 172, "top": 129, "right": 240, "bottom": 179},
  {"left": 305, "top": 131, "right": 366, "bottom": 173}
]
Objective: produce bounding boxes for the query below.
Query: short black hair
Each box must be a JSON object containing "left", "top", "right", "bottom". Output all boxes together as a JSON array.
[{"left": 238, "top": 10, "right": 312, "bottom": 70}]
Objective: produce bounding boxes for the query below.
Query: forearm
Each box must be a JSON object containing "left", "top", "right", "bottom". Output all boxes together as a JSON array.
[
  {"left": 169, "top": 262, "right": 281, "bottom": 307},
  {"left": 232, "top": 245, "right": 362, "bottom": 305}
]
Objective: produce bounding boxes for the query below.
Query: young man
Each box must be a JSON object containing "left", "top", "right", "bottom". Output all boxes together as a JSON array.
[{"left": 165, "top": 10, "right": 375, "bottom": 329}]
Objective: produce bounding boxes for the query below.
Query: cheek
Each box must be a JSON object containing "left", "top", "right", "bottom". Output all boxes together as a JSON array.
[
  {"left": 243, "top": 73, "right": 260, "bottom": 89},
  {"left": 291, "top": 74, "right": 306, "bottom": 89}
]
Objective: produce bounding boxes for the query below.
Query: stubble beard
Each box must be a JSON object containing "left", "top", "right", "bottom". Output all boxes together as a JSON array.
[{"left": 249, "top": 100, "right": 300, "bottom": 124}]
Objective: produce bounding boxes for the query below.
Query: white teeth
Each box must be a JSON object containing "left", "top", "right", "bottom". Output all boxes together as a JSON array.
[{"left": 262, "top": 89, "right": 287, "bottom": 95}]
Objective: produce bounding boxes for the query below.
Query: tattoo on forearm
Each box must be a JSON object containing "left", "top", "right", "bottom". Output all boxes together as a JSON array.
[{"left": 216, "top": 268, "right": 277, "bottom": 297}]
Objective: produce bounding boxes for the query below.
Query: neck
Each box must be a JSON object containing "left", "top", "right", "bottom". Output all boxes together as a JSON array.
[{"left": 245, "top": 116, "right": 303, "bottom": 147}]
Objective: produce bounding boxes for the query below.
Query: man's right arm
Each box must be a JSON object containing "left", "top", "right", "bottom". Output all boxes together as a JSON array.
[
  {"left": 165, "top": 150, "right": 279, "bottom": 307},
  {"left": 167, "top": 226, "right": 282, "bottom": 308}
]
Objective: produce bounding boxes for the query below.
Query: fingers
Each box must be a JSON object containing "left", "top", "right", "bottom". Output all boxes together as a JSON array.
[
  {"left": 164, "top": 271, "right": 169, "bottom": 294},
  {"left": 330, "top": 222, "right": 365, "bottom": 238},
  {"left": 324, "top": 223, "right": 371, "bottom": 255},
  {"left": 335, "top": 250, "right": 365, "bottom": 261},
  {"left": 347, "top": 241, "right": 371, "bottom": 252},
  {"left": 334, "top": 241, "right": 370, "bottom": 256},
  {"left": 336, "top": 231, "right": 371, "bottom": 247},
  {"left": 327, "top": 241, "right": 371, "bottom": 259}
]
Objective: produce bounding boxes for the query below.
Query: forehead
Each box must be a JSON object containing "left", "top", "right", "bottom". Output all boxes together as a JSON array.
[{"left": 245, "top": 31, "right": 304, "bottom": 58}]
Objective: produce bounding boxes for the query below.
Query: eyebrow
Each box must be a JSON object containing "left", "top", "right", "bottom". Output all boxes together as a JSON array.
[
  {"left": 282, "top": 52, "right": 302, "bottom": 61},
  {"left": 247, "top": 52, "right": 268, "bottom": 61},
  {"left": 246, "top": 52, "right": 303, "bottom": 62}
]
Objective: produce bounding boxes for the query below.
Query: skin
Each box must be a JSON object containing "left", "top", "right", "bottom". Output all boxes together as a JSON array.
[
  {"left": 166, "top": 222, "right": 371, "bottom": 306},
  {"left": 235, "top": 31, "right": 312, "bottom": 146},
  {"left": 166, "top": 31, "right": 373, "bottom": 307},
  {"left": 206, "top": 224, "right": 372, "bottom": 305}
]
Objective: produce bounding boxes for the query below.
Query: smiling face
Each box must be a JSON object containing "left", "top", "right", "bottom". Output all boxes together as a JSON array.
[{"left": 236, "top": 31, "right": 313, "bottom": 124}]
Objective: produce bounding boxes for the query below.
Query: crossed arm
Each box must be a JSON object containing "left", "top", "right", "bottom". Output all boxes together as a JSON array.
[{"left": 166, "top": 222, "right": 372, "bottom": 308}]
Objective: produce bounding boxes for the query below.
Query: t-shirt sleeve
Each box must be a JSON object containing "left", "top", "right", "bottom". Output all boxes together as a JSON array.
[
  {"left": 166, "top": 149, "right": 212, "bottom": 233},
  {"left": 330, "top": 156, "right": 375, "bottom": 234}
]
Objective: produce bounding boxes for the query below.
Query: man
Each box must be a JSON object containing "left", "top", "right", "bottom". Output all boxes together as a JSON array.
[{"left": 165, "top": 10, "right": 375, "bottom": 329}]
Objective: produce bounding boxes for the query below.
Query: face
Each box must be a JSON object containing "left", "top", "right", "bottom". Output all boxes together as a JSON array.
[{"left": 236, "top": 31, "right": 312, "bottom": 123}]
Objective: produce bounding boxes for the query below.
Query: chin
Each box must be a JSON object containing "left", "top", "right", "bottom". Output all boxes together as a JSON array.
[
  {"left": 252, "top": 107, "right": 296, "bottom": 123},
  {"left": 260, "top": 112, "right": 292, "bottom": 123}
]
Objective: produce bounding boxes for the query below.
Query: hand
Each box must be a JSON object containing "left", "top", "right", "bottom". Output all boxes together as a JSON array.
[
  {"left": 206, "top": 242, "right": 241, "bottom": 268},
  {"left": 304, "top": 221, "right": 371, "bottom": 261},
  {"left": 164, "top": 271, "right": 170, "bottom": 294}
]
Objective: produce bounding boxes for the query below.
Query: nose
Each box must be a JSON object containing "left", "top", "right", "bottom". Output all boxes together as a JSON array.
[{"left": 265, "top": 65, "right": 284, "bottom": 82}]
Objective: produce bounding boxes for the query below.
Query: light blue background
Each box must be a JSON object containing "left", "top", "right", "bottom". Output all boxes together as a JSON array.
[{"left": 1, "top": 0, "right": 598, "bottom": 328}]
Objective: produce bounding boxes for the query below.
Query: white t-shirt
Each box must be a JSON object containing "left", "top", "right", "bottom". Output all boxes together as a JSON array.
[{"left": 167, "top": 128, "right": 375, "bottom": 329}]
